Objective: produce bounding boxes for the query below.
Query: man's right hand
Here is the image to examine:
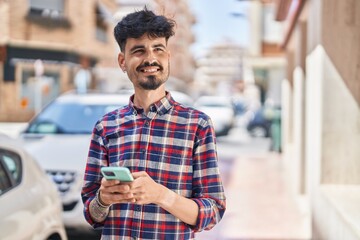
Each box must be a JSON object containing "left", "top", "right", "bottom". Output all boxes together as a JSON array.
[{"left": 98, "top": 178, "right": 135, "bottom": 205}]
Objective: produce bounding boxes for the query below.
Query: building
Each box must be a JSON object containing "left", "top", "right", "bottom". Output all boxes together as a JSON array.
[
  {"left": 241, "top": 0, "right": 286, "bottom": 107},
  {"left": 0, "top": 0, "right": 118, "bottom": 121},
  {"left": 275, "top": 0, "right": 360, "bottom": 239},
  {"left": 194, "top": 42, "right": 244, "bottom": 97}
]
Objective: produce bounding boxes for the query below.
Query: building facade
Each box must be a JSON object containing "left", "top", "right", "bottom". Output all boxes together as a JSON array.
[
  {"left": 276, "top": 0, "right": 360, "bottom": 239},
  {"left": 242, "top": 0, "right": 286, "bottom": 107},
  {"left": 0, "top": 0, "right": 118, "bottom": 121},
  {"left": 194, "top": 43, "right": 245, "bottom": 97}
]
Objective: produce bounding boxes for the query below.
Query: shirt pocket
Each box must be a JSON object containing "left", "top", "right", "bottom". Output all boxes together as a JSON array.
[
  {"left": 106, "top": 131, "right": 139, "bottom": 169},
  {"left": 153, "top": 153, "right": 193, "bottom": 198}
]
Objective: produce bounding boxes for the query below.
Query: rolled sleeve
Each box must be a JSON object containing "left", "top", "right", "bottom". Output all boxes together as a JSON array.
[
  {"left": 191, "top": 197, "right": 226, "bottom": 232},
  {"left": 190, "top": 117, "right": 227, "bottom": 232},
  {"left": 81, "top": 121, "right": 108, "bottom": 229}
]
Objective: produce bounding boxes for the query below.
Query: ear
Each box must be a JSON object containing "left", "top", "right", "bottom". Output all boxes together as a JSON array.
[{"left": 118, "top": 53, "right": 126, "bottom": 72}]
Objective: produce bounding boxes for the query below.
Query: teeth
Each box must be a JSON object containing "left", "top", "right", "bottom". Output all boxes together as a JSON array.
[{"left": 143, "top": 68, "right": 158, "bottom": 73}]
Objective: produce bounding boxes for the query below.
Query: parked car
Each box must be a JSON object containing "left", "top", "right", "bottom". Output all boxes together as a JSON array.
[
  {"left": 0, "top": 134, "right": 67, "bottom": 240},
  {"left": 170, "top": 90, "right": 194, "bottom": 107},
  {"left": 246, "top": 107, "right": 272, "bottom": 138},
  {"left": 18, "top": 91, "right": 132, "bottom": 235},
  {"left": 246, "top": 105, "right": 281, "bottom": 138},
  {"left": 194, "top": 96, "right": 235, "bottom": 136}
]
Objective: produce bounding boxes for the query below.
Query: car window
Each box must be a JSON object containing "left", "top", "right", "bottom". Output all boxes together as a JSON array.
[
  {"left": 26, "top": 102, "right": 122, "bottom": 134},
  {"left": 0, "top": 166, "right": 11, "bottom": 195},
  {"left": 0, "top": 149, "right": 22, "bottom": 195}
]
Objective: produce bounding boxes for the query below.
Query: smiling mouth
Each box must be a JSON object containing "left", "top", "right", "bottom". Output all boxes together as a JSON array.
[
  {"left": 137, "top": 62, "right": 163, "bottom": 73},
  {"left": 141, "top": 67, "right": 159, "bottom": 73}
]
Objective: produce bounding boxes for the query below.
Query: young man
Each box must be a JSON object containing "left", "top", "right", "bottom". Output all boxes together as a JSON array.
[{"left": 81, "top": 7, "right": 226, "bottom": 239}]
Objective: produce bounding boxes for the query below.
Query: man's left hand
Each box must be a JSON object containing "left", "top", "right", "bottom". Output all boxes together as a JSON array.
[{"left": 130, "top": 171, "right": 167, "bottom": 205}]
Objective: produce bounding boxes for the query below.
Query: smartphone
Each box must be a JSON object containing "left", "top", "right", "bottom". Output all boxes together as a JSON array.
[{"left": 101, "top": 166, "right": 134, "bottom": 182}]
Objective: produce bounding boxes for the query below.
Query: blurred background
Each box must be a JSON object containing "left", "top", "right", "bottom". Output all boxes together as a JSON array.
[{"left": 0, "top": 0, "right": 359, "bottom": 239}]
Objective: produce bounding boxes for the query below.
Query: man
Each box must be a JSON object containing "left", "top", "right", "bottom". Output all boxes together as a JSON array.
[{"left": 81, "top": 7, "right": 226, "bottom": 239}]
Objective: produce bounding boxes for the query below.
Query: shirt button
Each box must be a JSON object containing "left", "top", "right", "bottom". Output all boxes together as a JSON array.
[{"left": 144, "top": 121, "right": 149, "bottom": 126}]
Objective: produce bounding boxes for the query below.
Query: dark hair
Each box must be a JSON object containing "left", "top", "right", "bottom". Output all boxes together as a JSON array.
[{"left": 114, "top": 7, "right": 176, "bottom": 52}]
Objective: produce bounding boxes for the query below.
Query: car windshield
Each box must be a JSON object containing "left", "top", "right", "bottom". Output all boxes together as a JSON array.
[{"left": 26, "top": 102, "right": 121, "bottom": 134}]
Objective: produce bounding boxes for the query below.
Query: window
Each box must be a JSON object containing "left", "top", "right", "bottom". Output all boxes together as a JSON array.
[
  {"left": 29, "top": 0, "right": 64, "bottom": 18},
  {"left": 0, "top": 149, "right": 22, "bottom": 195},
  {"left": 95, "top": 3, "right": 110, "bottom": 43},
  {"left": 21, "top": 69, "right": 60, "bottom": 111},
  {"left": 262, "top": 4, "right": 284, "bottom": 43},
  {"left": 0, "top": 166, "right": 11, "bottom": 196}
]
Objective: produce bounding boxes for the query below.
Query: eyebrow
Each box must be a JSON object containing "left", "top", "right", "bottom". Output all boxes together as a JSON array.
[
  {"left": 129, "top": 45, "right": 144, "bottom": 52},
  {"left": 129, "top": 43, "right": 166, "bottom": 53},
  {"left": 153, "top": 43, "right": 166, "bottom": 49}
]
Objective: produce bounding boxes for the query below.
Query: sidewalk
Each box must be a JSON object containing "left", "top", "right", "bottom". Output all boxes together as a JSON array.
[{"left": 196, "top": 152, "right": 311, "bottom": 240}]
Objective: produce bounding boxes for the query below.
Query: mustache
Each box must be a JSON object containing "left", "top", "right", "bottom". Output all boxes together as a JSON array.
[{"left": 136, "top": 61, "right": 163, "bottom": 71}]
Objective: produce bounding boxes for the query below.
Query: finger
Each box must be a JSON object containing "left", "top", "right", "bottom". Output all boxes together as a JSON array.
[
  {"left": 132, "top": 171, "right": 148, "bottom": 179},
  {"left": 130, "top": 178, "right": 144, "bottom": 189},
  {"left": 111, "top": 192, "right": 135, "bottom": 203},
  {"left": 101, "top": 177, "right": 120, "bottom": 187},
  {"left": 105, "top": 183, "right": 131, "bottom": 194}
]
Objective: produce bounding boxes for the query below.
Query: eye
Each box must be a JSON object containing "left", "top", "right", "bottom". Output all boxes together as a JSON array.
[
  {"left": 155, "top": 47, "right": 164, "bottom": 52},
  {"left": 131, "top": 48, "right": 144, "bottom": 54}
]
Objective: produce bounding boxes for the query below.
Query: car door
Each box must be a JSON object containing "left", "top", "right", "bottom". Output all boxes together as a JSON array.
[{"left": 0, "top": 148, "right": 33, "bottom": 239}]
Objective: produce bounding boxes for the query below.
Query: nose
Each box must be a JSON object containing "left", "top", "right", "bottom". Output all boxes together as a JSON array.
[{"left": 145, "top": 51, "right": 157, "bottom": 64}]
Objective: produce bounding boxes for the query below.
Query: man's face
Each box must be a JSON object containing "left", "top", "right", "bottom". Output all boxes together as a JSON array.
[{"left": 118, "top": 34, "right": 170, "bottom": 90}]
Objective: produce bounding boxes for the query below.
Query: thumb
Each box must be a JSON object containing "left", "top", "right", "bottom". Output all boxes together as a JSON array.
[{"left": 132, "top": 171, "right": 148, "bottom": 179}]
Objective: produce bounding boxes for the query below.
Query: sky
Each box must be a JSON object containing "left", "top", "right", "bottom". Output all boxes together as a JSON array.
[{"left": 188, "top": 0, "right": 250, "bottom": 58}]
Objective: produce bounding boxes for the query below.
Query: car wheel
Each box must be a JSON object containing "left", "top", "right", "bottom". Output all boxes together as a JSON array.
[{"left": 250, "top": 126, "right": 267, "bottom": 138}]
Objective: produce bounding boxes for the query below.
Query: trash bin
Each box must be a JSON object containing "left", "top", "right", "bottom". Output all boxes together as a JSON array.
[{"left": 270, "top": 107, "right": 282, "bottom": 152}]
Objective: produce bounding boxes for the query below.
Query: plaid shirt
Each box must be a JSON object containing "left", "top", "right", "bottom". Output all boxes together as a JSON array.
[{"left": 81, "top": 92, "right": 226, "bottom": 240}]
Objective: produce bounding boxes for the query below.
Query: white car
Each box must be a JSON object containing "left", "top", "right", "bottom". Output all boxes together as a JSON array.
[
  {"left": 194, "top": 96, "right": 235, "bottom": 136},
  {"left": 170, "top": 90, "right": 194, "bottom": 107},
  {"left": 18, "top": 91, "right": 132, "bottom": 236},
  {"left": 0, "top": 134, "right": 67, "bottom": 240}
]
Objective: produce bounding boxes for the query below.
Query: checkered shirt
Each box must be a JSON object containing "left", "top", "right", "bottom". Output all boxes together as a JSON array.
[{"left": 81, "top": 92, "right": 226, "bottom": 240}]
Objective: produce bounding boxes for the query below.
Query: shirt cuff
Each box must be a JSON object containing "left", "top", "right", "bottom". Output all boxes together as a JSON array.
[{"left": 190, "top": 198, "right": 225, "bottom": 232}]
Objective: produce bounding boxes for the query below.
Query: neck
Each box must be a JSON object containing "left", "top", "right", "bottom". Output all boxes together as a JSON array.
[{"left": 133, "top": 88, "right": 166, "bottom": 113}]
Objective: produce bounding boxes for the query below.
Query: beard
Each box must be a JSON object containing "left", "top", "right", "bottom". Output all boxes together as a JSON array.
[
  {"left": 139, "top": 75, "right": 163, "bottom": 90},
  {"left": 138, "top": 61, "right": 170, "bottom": 90}
]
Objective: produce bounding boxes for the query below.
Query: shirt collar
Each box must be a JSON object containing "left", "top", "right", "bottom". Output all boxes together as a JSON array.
[{"left": 128, "top": 91, "right": 174, "bottom": 116}]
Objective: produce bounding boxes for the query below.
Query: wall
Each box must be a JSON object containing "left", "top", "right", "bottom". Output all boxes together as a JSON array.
[
  {"left": 322, "top": 0, "right": 360, "bottom": 106},
  {"left": 306, "top": 27, "right": 360, "bottom": 240},
  {"left": 281, "top": 0, "right": 360, "bottom": 238}
]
